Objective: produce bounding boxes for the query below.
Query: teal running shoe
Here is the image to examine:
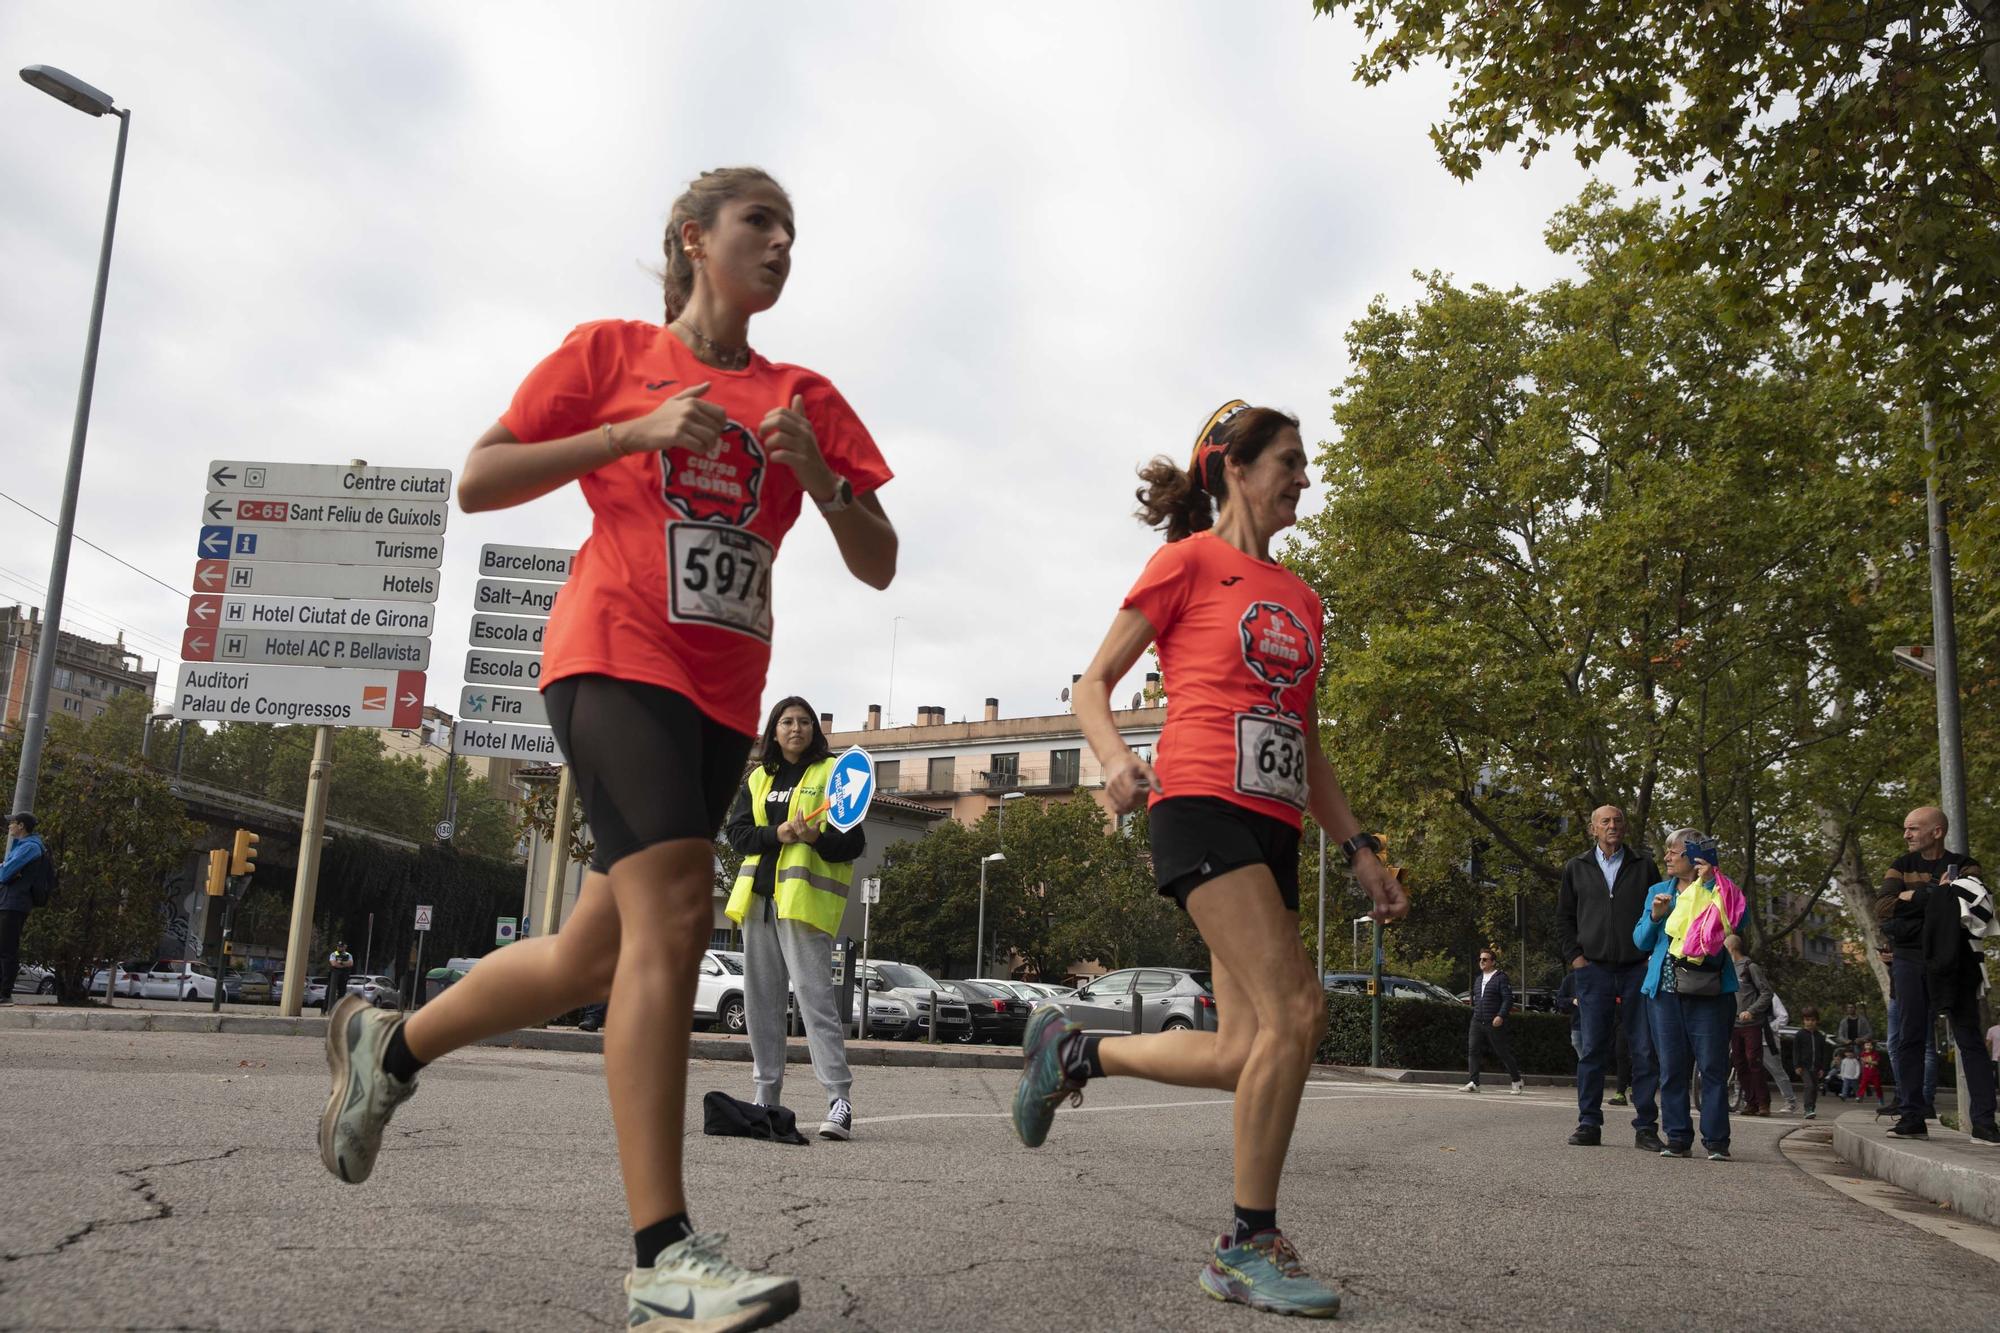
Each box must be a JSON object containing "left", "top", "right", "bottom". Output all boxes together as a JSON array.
[
  {"left": 319, "top": 994, "right": 418, "bottom": 1184},
  {"left": 1012, "top": 1004, "right": 1084, "bottom": 1148},
  {"left": 1198, "top": 1230, "right": 1342, "bottom": 1319}
]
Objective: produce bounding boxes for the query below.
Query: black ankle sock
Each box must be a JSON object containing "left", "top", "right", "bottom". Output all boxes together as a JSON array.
[
  {"left": 1231, "top": 1204, "right": 1278, "bottom": 1244},
  {"left": 635, "top": 1213, "right": 693, "bottom": 1268},
  {"left": 1058, "top": 1031, "right": 1105, "bottom": 1083},
  {"left": 382, "top": 1024, "right": 427, "bottom": 1083}
]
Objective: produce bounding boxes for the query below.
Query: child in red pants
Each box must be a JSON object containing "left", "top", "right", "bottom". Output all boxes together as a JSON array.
[{"left": 1858, "top": 1040, "right": 1886, "bottom": 1106}]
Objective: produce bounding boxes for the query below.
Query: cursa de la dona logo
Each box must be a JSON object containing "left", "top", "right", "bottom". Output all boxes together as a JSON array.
[
  {"left": 662, "top": 418, "right": 765, "bottom": 526},
  {"left": 1237, "top": 601, "right": 1315, "bottom": 693}
]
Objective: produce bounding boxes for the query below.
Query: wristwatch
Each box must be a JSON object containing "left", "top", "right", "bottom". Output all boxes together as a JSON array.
[
  {"left": 1338, "top": 833, "right": 1383, "bottom": 866},
  {"left": 815, "top": 475, "right": 854, "bottom": 514}
]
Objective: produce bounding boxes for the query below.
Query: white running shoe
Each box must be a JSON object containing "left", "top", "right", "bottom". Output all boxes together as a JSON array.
[
  {"left": 819, "top": 1097, "right": 853, "bottom": 1141},
  {"left": 626, "top": 1232, "right": 799, "bottom": 1331},
  {"left": 1510, "top": 1081, "right": 1525, "bottom": 1096},
  {"left": 319, "top": 994, "right": 417, "bottom": 1184},
  {"left": 1460, "top": 1081, "right": 1480, "bottom": 1093}
]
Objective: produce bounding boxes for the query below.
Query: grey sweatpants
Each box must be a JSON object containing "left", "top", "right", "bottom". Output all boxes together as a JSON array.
[{"left": 743, "top": 894, "right": 852, "bottom": 1108}]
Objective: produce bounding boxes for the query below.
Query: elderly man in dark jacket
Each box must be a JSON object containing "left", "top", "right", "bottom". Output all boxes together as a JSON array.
[
  {"left": 1462, "top": 945, "right": 1523, "bottom": 1094},
  {"left": 1556, "top": 805, "right": 1664, "bottom": 1150}
]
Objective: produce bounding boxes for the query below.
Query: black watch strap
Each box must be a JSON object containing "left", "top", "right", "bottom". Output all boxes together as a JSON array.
[{"left": 1339, "top": 833, "right": 1382, "bottom": 866}]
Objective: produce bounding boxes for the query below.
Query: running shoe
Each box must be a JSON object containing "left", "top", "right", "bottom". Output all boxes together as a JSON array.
[
  {"left": 1460, "top": 1081, "right": 1479, "bottom": 1093},
  {"left": 1659, "top": 1142, "right": 1693, "bottom": 1158},
  {"left": 1970, "top": 1123, "right": 2000, "bottom": 1145},
  {"left": 1608, "top": 1090, "right": 1629, "bottom": 1106},
  {"left": 319, "top": 994, "right": 418, "bottom": 1184},
  {"left": 1706, "top": 1148, "right": 1731, "bottom": 1162},
  {"left": 1012, "top": 1004, "right": 1084, "bottom": 1149},
  {"left": 1887, "top": 1118, "right": 1929, "bottom": 1140},
  {"left": 1509, "top": 1081, "right": 1524, "bottom": 1096},
  {"left": 626, "top": 1232, "right": 798, "bottom": 1331},
  {"left": 819, "top": 1097, "right": 853, "bottom": 1141},
  {"left": 1198, "top": 1230, "right": 1342, "bottom": 1319}
]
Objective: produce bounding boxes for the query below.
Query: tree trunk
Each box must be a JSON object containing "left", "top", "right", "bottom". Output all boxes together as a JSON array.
[
  {"left": 1964, "top": 0, "right": 2000, "bottom": 120},
  {"left": 1822, "top": 804, "right": 1891, "bottom": 1007}
]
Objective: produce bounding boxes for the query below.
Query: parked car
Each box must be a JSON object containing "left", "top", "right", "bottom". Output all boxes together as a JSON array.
[
  {"left": 967, "top": 977, "right": 1070, "bottom": 1007},
  {"left": 1018, "top": 981, "right": 1077, "bottom": 1003},
  {"left": 855, "top": 990, "right": 918, "bottom": 1039},
  {"left": 89, "top": 963, "right": 145, "bottom": 997},
  {"left": 854, "top": 960, "right": 972, "bottom": 1041},
  {"left": 136, "top": 960, "right": 222, "bottom": 1002},
  {"left": 224, "top": 971, "right": 273, "bottom": 1004},
  {"left": 10, "top": 964, "right": 54, "bottom": 995},
  {"left": 1048, "top": 968, "right": 1217, "bottom": 1033},
  {"left": 345, "top": 974, "right": 402, "bottom": 1009},
  {"left": 303, "top": 976, "right": 329, "bottom": 1008},
  {"left": 1328, "top": 972, "right": 1462, "bottom": 1004},
  {"left": 694, "top": 949, "right": 751, "bottom": 1033},
  {"left": 941, "top": 979, "right": 1031, "bottom": 1044}
]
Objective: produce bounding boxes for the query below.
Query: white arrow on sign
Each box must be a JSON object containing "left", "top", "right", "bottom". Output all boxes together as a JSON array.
[
  {"left": 202, "top": 492, "right": 449, "bottom": 534},
  {"left": 207, "top": 459, "right": 452, "bottom": 501},
  {"left": 465, "top": 648, "right": 543, "bottom": 686},
  {"left": 192, "top": 628, "right": 431, "bottom": 671},
  {"left": 198, "top": 526, "right": 444, "bottom": 568},
  {"left": 455, "top": 719, "right": 560, "bottom": 759},
  {"left": 468, "top": 613, "right": 546, "bottom": 653},
  {"left": 479, "top": 544, "right": 575, "bottom": 582},
  {"left": 458, "top": 684, "right": 548, "bottom": 726},
  {"left": 197, "top": 559, "right": 441, "bottom": 602},
  {"left": 192, "top": 594, "right": 435, "bottom": 637},
  {"left": 171, "top": 663, "right": 426, "bottom": 729},
  {"left": 474, "top": 578, "right": 559, "bottom": 618}
]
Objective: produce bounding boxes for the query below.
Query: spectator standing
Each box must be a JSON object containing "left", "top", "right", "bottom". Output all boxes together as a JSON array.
[
  {"left": 1725, "top": 935, "right": 1773, "bottom": 1116},
  {"left": 1792, "top": 1007, "right": 1833, "bottom": 1120},
  {"left": 0, "top": 813, "right": 50, "bottom": 1003},
  {"left": 324, "top": 942, "right": 355, "bottom": 1015},
  {"left": 1835, "top": 1003, "right": 1873, "bottom": 1048},
  {"left": 1857, "top": 1040, "right": 1886, "bottom": 1106},
  {"left": 1838, "top": 1048, "right": 1861, "bottom": 1101},
  {"left": 1634, "top": 828, "right": 1745, "bottom": 1161},
  {"left": 1461, "top": 947, "right": 1525, "bottom": 1095},
  {"left": 1556, "top": 805, "right": 1664, "bottom": 1151}
]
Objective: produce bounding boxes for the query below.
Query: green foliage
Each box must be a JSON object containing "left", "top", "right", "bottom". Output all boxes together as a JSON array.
[
  {"left": 310, "top": 837, "right": 525, "bottom": 972},
  {"left": 1319, "top": 993, "right": 1575, "bottom": 1074},
  {"left": 2, "top": 725, "right": 197, "bottom": 1003}
]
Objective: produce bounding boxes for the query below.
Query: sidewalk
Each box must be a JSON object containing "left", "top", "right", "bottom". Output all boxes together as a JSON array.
[{"left": 1833, "top": 1108, "right": 2000, "bottom": 1228}]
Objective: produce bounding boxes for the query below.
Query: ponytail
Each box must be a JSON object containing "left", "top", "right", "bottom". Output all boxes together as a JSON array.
[{"left": 1134, "top": 403, "right": 1300, "bottom": 541}]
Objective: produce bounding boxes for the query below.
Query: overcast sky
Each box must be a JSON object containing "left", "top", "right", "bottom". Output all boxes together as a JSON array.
[{"left": 2, "top": 1, "right": 1600, "bottom": 736}]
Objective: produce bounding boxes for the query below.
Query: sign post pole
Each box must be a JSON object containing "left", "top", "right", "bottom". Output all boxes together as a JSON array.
[
  {"left": 279, "top": 724, "right": 334, "bottom": 1017},
  {"left": 538, "top": 766, "right": 574, "bottom": 940}
]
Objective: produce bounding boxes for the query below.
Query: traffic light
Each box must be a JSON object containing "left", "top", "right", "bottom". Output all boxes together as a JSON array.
[
  {"left": 221, "top": 939, "right": 234, "bottom": 958},
  {"left": 205, "top": 849, "right": 229, "bottom": 897},
  {"left": 230, "top": 828, "right": 260, "bottom": 877}
]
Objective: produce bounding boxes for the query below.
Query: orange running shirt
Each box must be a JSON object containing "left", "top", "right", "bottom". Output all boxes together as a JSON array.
[
  {"left": 499, "top": 320, "right": 892, "bottom": 735},
  {"left": 1121, "top": 532, "right": 1325, "bottom": 828}
]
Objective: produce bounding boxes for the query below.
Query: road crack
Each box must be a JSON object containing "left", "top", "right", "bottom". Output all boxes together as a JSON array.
[{"left": 1, "top": 1145, "right": 244, "bottom": 1264}]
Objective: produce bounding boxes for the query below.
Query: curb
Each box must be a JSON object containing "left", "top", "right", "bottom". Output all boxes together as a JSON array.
[
  {"left": 1831, "top": 1109, "right": 2000, "bottom": 1229},
  {"left": 0, "top": 1007, "right": 1025, "bottom": 1071}
]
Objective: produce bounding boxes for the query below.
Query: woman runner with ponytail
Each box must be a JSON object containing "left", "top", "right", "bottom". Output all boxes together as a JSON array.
[
  {"left": 317, "top": 167, "right": 896, "bottom": 1332},
  {"left": 1013, "top": 401, "right": 1406, "bottom": 1320}
]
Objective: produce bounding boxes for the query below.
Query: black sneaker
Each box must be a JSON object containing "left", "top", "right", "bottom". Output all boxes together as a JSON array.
[
  {"left": 1659, "top": 1141, "right": 1693, "bottom": 1158},
  {"left": 1706, "top": 1147, "right": 1731, "bottom": 1162},
  {"left": 1567, "top": 1126, "right": 1601, "bottom": 1147},
  {"left": 1887, "top": 1118, "right": 1929, "bottom": 1140},
  {"left": 819, "top": 1097, "right": 853, "bottom": 1141},
  {"left": 1970, "top": 1123, "right": 2000, "bottom": 1145},
  {"left": 1634, "top": 1128, "right": 1666, "bottom": 1154}
]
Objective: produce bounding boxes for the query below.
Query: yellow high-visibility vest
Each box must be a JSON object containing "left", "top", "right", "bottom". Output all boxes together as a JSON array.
[{"left": 724, "top": 756, "right": 852, "bottom": 937}]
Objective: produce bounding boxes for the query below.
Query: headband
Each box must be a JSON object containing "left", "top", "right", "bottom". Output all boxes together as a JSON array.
[{"left": 1189, "top": 399, "right": 1250, "bottom": 493}]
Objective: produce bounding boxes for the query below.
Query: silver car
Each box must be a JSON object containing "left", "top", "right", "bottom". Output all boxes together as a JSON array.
[
  {"left": 855, "top": 960, "right": 972, "bottom": 1041},
  {"left": 1049, "top": 967, "right": 1217, "bottom": 1033}
]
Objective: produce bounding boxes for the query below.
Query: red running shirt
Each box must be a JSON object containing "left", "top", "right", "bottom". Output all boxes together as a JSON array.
[
  {"left": 499, "top": 320, "right": 893, "bottom": 735},
  {"left": 1121, "top": 532, "right": 1325, "bottom": 828}
]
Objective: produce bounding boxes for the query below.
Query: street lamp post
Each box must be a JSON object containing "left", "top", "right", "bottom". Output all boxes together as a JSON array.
[
  {"left": 977, "top": 852, "right": 1005, "bottom": 977},
  {"left": 9, "top": 65, "right": 130, "bottom": 826}
]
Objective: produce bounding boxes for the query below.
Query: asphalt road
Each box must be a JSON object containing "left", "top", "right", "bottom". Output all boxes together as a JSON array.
[{"left": 2, "top": 1028, "right": 1996, "bottom": 1331}]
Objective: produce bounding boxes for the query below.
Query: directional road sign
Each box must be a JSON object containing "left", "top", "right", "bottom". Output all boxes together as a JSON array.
[
  {"left": 197, "top": 526, "right": 444, "bottom": 568},
  {"left": 172, "top": 663, "right": 425, "bottom": 728},
  {"left": 474, "top": 578, "right": 559, "bottom": 617},
  {"left": 414, "top": 904, "right": 433, "bottom": 932},
  {"left": 825, "top": 746, "right": 877, "bottom": 832},
  {"left": 496, "top": 917, "right": 518, "bottom": 943},
  {"left": 458, "top": 684, "right": 548, "bottom": 726},
  {"left": 455, "top": 719, "right": 563, "bottom": 759},
  {"left": 193, "top": 558, "right": 441, "bottom": 601},
  {"left": 468, "top": 613, "right": 546, "bottom": 652},
  {"left": 182, "top": 626, "right": 431, "bottom": 670},
  {"left": 201, "top": 493, "right": 448, "bottom": 534},
  {"left": 479, "top": 544, "right": 575, "bottom": 583},
  {"left": 465, "top": 648, "right": 544, "bottom": 687},
  {"left": 187, "top": 594, "right": 435, "bottom": 636},
  {"left": 206, "top": 459, "right": 452, "bottom": 501}
]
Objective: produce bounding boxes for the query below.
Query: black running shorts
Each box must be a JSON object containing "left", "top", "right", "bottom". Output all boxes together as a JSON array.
[
  {"left": 1149, "top": 795, "right": 1302, "bottom": 913},
  {"left": 542, "top": 674, "right": 753, "bottom": 872}
]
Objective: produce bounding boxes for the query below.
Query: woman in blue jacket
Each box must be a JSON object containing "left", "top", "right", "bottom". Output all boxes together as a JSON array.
[{"left": 1633, "top": 828, "right": 1746, "bottom": 1161}]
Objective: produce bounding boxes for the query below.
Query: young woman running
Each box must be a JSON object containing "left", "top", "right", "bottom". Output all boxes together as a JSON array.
[
  {"left": 318, "top": 166, "right": 897, "bottom": 1332},
  {"left": 1014, "top": 401, "right": 1406, "bottom": 1320}
]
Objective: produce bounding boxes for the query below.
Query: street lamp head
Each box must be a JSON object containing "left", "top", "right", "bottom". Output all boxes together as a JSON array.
[
  {"left": 1001, "top": 791, "right": 1025, "bottom": 801},
  {"left": 984, "top": 852, "right": 1006, "bottom": 863},
  {"left": 20, "top": 65, "right": 117, "bottom": 116}
]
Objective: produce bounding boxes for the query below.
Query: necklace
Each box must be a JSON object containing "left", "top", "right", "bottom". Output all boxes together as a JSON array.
[{"left": 672, "top": 317, "right": 751, "bottom": 371}]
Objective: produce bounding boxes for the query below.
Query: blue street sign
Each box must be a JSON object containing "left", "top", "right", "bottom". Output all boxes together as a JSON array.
[
  {"left": 825, "top": 746, "right": 876, "bottom": 832},
  {"left": 198, "top": 525, "right": 232, "bottom": 557}
]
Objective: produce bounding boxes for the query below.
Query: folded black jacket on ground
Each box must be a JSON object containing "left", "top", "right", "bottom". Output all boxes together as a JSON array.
[
  {"left": 702, "top": 1091, "right": 809, "bottom": 1145},
  {"left": 1556, "top": 846, "right": 1663, "bottom": 967}
]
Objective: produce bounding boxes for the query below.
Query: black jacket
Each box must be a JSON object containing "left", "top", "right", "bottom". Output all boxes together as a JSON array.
[
  {"left": 723, "top": 763, "right": 865, "bottom": 898},
  {"left": 1469, "top": 968, "right": 1514, "bottom": 1023},
  {"left": 1556, "top": 845, "right": 1662, "bottom": 968}
]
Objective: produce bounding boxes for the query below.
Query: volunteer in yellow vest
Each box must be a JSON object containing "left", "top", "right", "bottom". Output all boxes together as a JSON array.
[{"left": 723, "top": 696, "right": 862, "bottom": 1140}]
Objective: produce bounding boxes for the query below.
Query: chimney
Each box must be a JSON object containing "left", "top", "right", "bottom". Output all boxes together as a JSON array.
[
  {"left": 819, "top": 712, "right": 833, "bottom": 729},
  {"left": 915, "top": 707, "right": 930, "bottom": 727},
  {"left": 923, "top": 705, "right": 943, "bottom": 727},
  {"left": 865, "top": 704, "right": 881, "bottom": 731},
  {"left": 984, "top": 697, "right": 999, "bottom": 723},
  {"left": 1144, "top": 672, "right": 1162, "bottom": 705}
]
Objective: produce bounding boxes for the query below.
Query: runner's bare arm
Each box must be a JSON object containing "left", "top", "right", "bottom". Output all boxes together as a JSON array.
[
  {"left": 760, "top": 395, "right": 897, "bottom": 589},
  {"left": 1075, "top": 608, "right": 1162, "bottom": 814},
  {"left": 459, "top": 385, "right": 724, "bottom": 512},
  {"left": 1304, "top": 699, "right": 1406, "bottom": 922}
]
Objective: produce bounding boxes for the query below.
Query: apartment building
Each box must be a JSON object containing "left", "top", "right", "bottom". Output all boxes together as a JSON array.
[
  {"left": 0, "top": 604, "right": 157, "bottom": 729},
  {"left": 380, "top": 705, "right": 531, "bottom": 800}
]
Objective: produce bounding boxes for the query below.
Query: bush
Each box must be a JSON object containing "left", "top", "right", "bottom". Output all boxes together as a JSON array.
[{"left": 1318, "top": 992, "right": 1576, "bottom": 1074}]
